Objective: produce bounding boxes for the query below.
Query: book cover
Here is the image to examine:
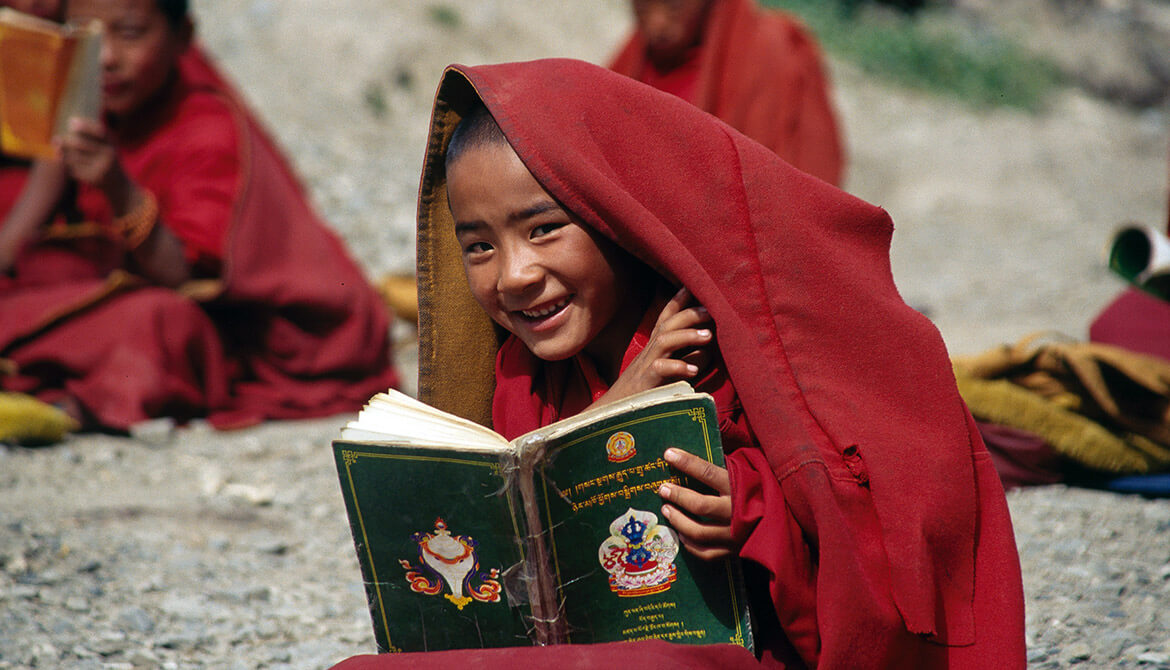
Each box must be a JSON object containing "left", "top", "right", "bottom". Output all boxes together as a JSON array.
[
  {"left": 0, "top": 9, "right": 101, "bottom": 159},
  {"left": 527, "top": 399, "right": 752, "bottom": 648},
  {"left": 333, "top": 443, "right": 530, "bottom": 653},
  {"left": 332, "top": 383, "right": 755, "bottom": 654}
]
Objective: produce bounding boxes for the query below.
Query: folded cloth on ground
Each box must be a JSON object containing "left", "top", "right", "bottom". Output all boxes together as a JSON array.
[
  {"left": 953, "top": 334, "right": 1170, "bottom": 475},
  {"left": 0, "top": 391, "right": 79, "bottom": 445}
]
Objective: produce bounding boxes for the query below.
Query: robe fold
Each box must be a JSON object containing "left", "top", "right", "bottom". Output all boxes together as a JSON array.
[
  {"left": 0, "top": 45, "right": 398, "bottom": 430},
  {"left": 609, "top": 0, "right": 845, "bottom": 186},
  {"left": 331, "top": 58, "right": 1024, "bottom": 669}
]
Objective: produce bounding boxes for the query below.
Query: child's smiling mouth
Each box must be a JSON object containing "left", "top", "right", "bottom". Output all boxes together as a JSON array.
[{"left": 516, "top": 296, "right": 571, "bottom": 321}]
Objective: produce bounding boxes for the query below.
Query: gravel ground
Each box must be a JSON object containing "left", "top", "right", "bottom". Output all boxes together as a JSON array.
[{"left": 3, "top": 1, "right": 1170, "bottom": 668}]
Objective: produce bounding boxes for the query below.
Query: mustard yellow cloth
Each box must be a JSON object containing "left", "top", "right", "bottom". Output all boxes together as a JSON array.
[
  {"left": 0, "top": 391, "right": 79, "bottom": 445},
  {"left": 954, "top": 335, "right": 1170, "bottom": 474}
]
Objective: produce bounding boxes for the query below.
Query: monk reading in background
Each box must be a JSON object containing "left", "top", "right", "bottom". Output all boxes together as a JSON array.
[
  {"left": 0, "top": 0, "right": 398, "bottom": 432},
  {"left": 609, "top": 0, "right": 845, "bottom": 186}
]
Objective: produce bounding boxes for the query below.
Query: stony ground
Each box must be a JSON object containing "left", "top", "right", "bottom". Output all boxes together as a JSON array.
[{"left": 3, "top": 1, "right": 1170, "bottom": 668}]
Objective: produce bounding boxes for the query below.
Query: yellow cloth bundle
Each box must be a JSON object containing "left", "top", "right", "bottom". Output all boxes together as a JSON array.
[
  {"left": 0, "top": 392, "right": 79, "bottom": 445},
  {"left": 953, "top": 334, "right": 1170, "bottom": 474}
]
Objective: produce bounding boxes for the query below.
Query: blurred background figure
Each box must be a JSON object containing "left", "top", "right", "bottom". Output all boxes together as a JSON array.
[
  {"left": 0, "top": 0, "right": 398, "bottom": 435},
  {"left": 609, "top": 0, "right": 844, "bottom": 186},
  {"left": 0, "top": 0, "right": 60, "bottom": 19}
]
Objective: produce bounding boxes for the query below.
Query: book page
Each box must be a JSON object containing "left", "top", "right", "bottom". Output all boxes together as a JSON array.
[
  {"left": 52, "top": 19, "right": 102, "bottom": 138},
  {"left": 340, "top": 388, "right": 510, "bottom": 453}
]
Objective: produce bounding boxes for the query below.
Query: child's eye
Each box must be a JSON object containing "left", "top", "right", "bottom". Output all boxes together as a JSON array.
[
  {"left": 531, "top": 223, "right": 565, "bottom": 238},
  {"left": 463, "top": 241, "right": 492, "bottom": 255}
]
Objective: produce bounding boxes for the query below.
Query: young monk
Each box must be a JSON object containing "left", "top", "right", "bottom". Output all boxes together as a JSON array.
[
  {"left": 0, "top": 0, "right": 398, "bottom": 430},
  {"left": 329, "top": 59, "right": 1025, "bottom": 669},
  {"left": 609, "top": 0, "right": 845, "bottom": 186}
]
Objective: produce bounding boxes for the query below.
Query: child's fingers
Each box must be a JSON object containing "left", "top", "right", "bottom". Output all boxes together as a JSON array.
[
  {"left": 659, "top": 305, "right": 711, "bottom": 333},
  {"left": 68, "top": 116, "right": 106, "bottom": 140},
  {"left": 663, "top": 448, "right": 731, "bottom": 495},
  {"left": 660, "top": 503, "right": 735, "bottom": 560},
  {"left": 654, "top": 286, "right": 696, "bottom": 327},
  {"left": 658, "top": 480, "right": 731, "bottom": 523},
  {"left": 649, "top": 357, "right": 700, "bottom": 380},
  {"left": 645, "top": 326, "right": 712, "bottom": 361}
]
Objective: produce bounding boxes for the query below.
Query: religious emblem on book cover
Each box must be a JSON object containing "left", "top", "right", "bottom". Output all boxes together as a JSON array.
[
  {"left": 605, "top": 430, "right": 636, "bottom": 463},
  {"left": 598, "top": 508, "right": 680, "bottom": 596},
  {"left": 398, "top": 518, "right": 503, "bottom": 609}
]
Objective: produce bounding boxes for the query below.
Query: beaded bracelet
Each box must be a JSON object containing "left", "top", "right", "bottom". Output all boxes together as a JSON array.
[{"left": 113, "top": 190, "right": 158, "bottom": 250}]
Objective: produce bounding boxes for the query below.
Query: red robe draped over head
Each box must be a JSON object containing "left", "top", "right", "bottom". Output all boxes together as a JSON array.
[
  {"left": 609, "top": 0, "right": 845, "bottom": 187},
  {"left": 332, "top": 59, "right": 1024, "bottom": 669},
  {"left": 0, "top": 45, "right": 398, "bottom": 430}
]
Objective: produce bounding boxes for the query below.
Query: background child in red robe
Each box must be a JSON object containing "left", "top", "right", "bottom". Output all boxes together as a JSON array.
[
  {"left": 0, "top": 0, "right": 397, "bottom": 430},
  {"left": 331, "top": 59, "right": 1025, "bottom": 669},
  {"left": 609, "top": 0, "right": 845, "bottom": 186}
]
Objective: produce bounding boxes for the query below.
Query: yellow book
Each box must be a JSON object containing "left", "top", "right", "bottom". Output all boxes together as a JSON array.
[{"left": 0, "top": 8, "right": 101, "bottom": 160}]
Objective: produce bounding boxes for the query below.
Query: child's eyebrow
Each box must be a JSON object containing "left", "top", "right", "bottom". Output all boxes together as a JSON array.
[
  {"left": 509, "top": 201, "right": 561, "bottom": 222},
  {"left": 453, "top": 201, "right": 563, "bottom": 235}
]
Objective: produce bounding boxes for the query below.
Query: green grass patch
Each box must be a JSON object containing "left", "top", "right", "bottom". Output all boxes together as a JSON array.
[
  {"left": 427, "top": 5, "right": 461, "bottom": 29},
  {"left": 761, "top": 0, "right": 1063, "bottom": 111}
]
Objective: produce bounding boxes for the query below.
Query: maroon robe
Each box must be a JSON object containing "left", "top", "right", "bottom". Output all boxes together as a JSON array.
[
  {"left": 609, "top": 0, "right": 845, "bottom": 186},
  {"left": 0, "top": 45, "right": 397, "bottom": 430}
]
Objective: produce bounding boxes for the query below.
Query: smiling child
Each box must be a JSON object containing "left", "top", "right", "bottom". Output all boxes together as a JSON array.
[{"left": 331, "top": 59, "right": 1025, "bottom": 669}]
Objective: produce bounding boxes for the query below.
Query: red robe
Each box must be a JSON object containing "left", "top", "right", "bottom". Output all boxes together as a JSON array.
[
  {"left": 332, "top": 59, "right": 1024, "bottom": 669},
  {"left": 1089, "top": 153, "right": 1170, "bottom": 361},
  {"left": 0, "top": 45, "right": 398, "bottom": 430},
  {"left": 609, "top": 0, "right": 845, "bottom": 186}
]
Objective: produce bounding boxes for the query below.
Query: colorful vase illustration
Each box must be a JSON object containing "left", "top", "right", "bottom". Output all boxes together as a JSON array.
[
  {"left": 398, "top": 518, "right": 502, "bottom": 609},
  {"left": 598, "top": 508, "right": 679, "bottom": 596}
]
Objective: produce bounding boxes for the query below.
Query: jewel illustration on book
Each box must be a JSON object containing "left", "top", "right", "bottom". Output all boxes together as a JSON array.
[
  {"left": 398, "top": 518, "right": 503, "bottom": 610},
  {"left": 598, "top": 508, "right": 680, "bottom": 597}
]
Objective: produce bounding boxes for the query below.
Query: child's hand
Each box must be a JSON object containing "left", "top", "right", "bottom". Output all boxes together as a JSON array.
[
  {"left": 57, "top": 117, "right": 132, "bottom": 204},
  {"left": 658, "top": 447, "right": 739, "bottom": 561},
  {"left": 603, "top": 286, "right": 713, "bottom": 402}
]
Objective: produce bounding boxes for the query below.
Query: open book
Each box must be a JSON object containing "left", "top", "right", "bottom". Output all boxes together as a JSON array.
[
  {"left": 1107, "top": 223, "right": 1170, "bottom": 301},
  {"left": 332, "top": 381, "right": 754, "bottom": 654},
  {"left": 0, "top": 8, "right": 102, "bottom": 159}
]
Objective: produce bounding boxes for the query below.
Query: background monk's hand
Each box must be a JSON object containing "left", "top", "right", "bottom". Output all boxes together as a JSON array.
[
  {"left": 57, "top": 117, "right": 135, "bottom": 209},
  {"left": 600, "top": 287, "right": 714, "bottom": 404},
  {"left": 658, "top": 447, "right": 738, "bottom": 561}
]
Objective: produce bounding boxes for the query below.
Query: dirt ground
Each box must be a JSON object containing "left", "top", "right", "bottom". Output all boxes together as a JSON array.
[{"left": 3, "top": 2, "right": 1170, "bottom": 668}]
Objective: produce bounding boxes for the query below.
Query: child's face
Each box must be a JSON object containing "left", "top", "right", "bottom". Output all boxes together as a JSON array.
[
  {"left": 447, "top": 140, "right": 639, "bottom": 363},
  {"left": 66, "top": 0, "right": 189, "bottom": 117},
  {"left": 631, "top": 0, "right": 711, "bottom": 69}
]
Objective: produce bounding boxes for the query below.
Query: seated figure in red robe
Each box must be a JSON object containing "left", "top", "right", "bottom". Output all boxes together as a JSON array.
[
  {"left": 329, "top": 59, "right": 1024, "bottom": 670},
  {"left": 609, "top": 0, "right": 845, "bottom": 186},
  {"left": 0, "top": 0, "right": 398, "bottom": 431}
]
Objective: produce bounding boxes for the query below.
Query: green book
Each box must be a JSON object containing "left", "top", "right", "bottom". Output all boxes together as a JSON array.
[{"left": 332, "top": 381, "right": 754, "bottom": 654}]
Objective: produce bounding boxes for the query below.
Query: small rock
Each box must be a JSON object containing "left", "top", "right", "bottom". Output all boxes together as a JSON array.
[
  {"left": 91, "top": 631, "right": 127, "bottom": 656},
  {"left": 129, "top": 417, "right": 176, "bottom": 446},
  {"left": 1139, "top": 651, "right": 1170, "bottom": 664},
  {"left": 117, "top": 607, "right": 155, "bottom": 634},
  {"left": 128, "top": 648, "right": 160, "bottom": 667},
  {"left": 1063, "top": 641, "right": 1092, "bottom": 662},
  {"left": 64, "top": 596, "right": 89, "bottom": 612}
]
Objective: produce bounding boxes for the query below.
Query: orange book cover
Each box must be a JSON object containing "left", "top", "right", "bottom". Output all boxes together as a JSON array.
[{"left": 0, "top": 8, "right": 101, "bottom": 160}]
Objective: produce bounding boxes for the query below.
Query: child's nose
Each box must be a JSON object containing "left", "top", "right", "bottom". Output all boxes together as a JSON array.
[{"left": 497, "top": 250, "right": 542, "bottom": 294}]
